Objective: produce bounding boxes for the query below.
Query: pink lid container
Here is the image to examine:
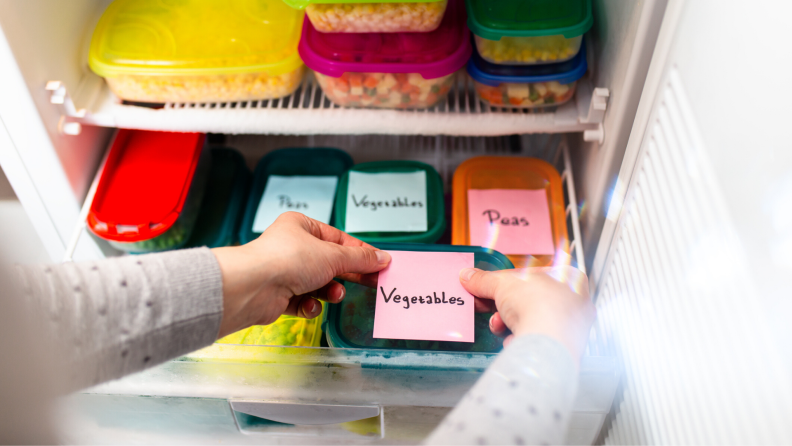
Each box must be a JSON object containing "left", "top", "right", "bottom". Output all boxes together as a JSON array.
[{"left": 299, "top": 0, "right": 470, "bottom": 80}]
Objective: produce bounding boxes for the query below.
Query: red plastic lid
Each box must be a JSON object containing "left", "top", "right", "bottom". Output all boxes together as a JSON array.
[
  {"left": 299, "top": 0, "right": 470, "bottom": 79},
  {"left": 88, "top": 130, "right": 206, "bottom": 242}
]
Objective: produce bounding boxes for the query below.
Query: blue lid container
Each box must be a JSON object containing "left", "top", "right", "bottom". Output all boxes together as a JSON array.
[{"left": 468, "top": 39, "right": 587, "bottom": 108}]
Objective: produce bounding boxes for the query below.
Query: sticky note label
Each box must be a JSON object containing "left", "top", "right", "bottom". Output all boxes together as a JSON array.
[
  {"left": 373, "top": 251, "right": 475, "bottom": 343},
  {"left": 345, "top": 171, "right": 428, "bottom": 233},
  {"left": 467, "top": 189, "right": 555, "bottom": 256},
  {"left": 252, "top": 175, "right": 338, "bottom": 233}
]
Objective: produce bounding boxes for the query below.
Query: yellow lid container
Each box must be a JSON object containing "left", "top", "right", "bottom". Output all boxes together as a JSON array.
[
  {"left": 217, "top": 302, "right": 326, "bottom": 348},
  {"left": 89, "top": 0, "right": 305, "bottom": 103}
]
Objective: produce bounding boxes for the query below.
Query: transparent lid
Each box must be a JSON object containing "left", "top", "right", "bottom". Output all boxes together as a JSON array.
[
  {"left": 89, "top": 0, "right": 304, "bottom": 77},
  {"left": 284, "top": 0, "right": 443, "bottom": 9},
  {"left": 466, "top": 0, "right": 593, "bottom": 40},
  {"left": 298, "top": 0, "right": 470, "bottom": 79}
]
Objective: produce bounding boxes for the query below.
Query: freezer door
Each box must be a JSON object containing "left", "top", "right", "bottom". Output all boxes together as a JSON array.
[{"left": 590, "top": 0, "right": 792, "bottom": 443}]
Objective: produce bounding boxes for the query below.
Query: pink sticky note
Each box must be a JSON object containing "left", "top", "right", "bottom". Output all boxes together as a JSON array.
[
  {"left": 373, "top": 251, "right": 475, "bottom": 343},
  {"left": 467, "top": 189, "right": 555, "bottom": 256}
]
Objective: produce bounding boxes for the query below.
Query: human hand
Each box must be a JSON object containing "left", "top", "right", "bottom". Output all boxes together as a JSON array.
[
  {"left": 212, "top": 212, "right": 391, "bottom": 338},
  {"left": 460, "top": 266, "right": 594, "bottom": 365}
]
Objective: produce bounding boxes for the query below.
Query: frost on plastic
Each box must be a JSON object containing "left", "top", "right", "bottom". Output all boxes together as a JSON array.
[
  {"left": 315, "top": 71, "right": 454, "bottom": 109},
  {"left": 474, "top": 35, "right": 582, "bottom": 65},
  {"left": 474, "top": 80, "right": 577, "bottom": 108},
  {"left": 306, "top": 0, "right": 447, "bottom": 33},
  {"left": 105, "top": 66, "right": 306, "bottom": 103}
]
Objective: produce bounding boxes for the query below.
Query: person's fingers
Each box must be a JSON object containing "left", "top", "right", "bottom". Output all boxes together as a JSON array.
[
  {"left": 283, "top": 295, "right": 323, "bottom": 319},
  {"left": 502, "top": 333, "right": 516, "bottom": 348},
  {"left": 331, "top": 244, "right": 391, "bottom": 276},
  {"left": 297, "top": 281, "right": 346, "bottom": 304},
  {"left": 459, "top": 268, "right": 511, "bottom": 304},
  {"left": 474, "top": 296, "right": 497, "bottom": 313},
  {"left": 336, "top": 272, "right": 379, "bottom": 289},
  {"left": 489, "top": 312, "right": 509, "bottom": 336},
  {"left": 292, "top": 212, "right": 376, "bottom": 250}
]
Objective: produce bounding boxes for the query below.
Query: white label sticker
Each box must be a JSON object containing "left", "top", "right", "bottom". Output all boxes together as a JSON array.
[
  {"left": 252, "top": 175, "right": 339, "bottom": 233},
  {"left": 345, "top": 171, "right": 428, "bottom": 233}
]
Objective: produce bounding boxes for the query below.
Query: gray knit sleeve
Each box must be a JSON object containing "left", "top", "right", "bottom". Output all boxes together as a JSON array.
[
  {"left": 11, "top": 247, "right": 224, "bottom": 392},
  {"left": 425, "top": 335, "right": 579, "bottom": 445}
]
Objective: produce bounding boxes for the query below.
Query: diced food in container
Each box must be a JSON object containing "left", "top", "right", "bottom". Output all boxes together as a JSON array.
[
  {"left": 184, "top": 148, "right": 251, "bottom": 249},
  {"left": 218, "top": 305, "right": 326, "bottom": 347},
  {"left": 299, "top": 0, "right": 470, "bottom": 109},
  {"left": 466, "top": 0, "right": 592, "bottom": 65},
  {"left": 327, "top": 243, "right": 513, "bottom": 352},
  {"left": 333, "top": 161, "right": 445, "bottom": 244},
  {"left": 298, "top": 0, "right": 448, "bottom": 33},
  {"left": 89, "top": 0, "right": 306, "bottom": 103},
  {"left": 239, "top": 148, "right": 353, "bottom": 245},
  {"left": 467, "top": 39, "right": 587, "bottom": 109},
  {"left": 88, "top": 130, "right": 209, "bottom": 253},
  {"left": 451, "top": 157, "right": 569, "bottom": 268}
]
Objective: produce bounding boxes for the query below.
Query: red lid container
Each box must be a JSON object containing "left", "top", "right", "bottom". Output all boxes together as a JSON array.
[{"left": 88, "top": 130, "right": 208, "bottom": 252}]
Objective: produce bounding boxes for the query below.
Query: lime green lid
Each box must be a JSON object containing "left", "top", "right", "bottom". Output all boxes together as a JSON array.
[
  {"left": 283, "top": 0, "right": 442, "bottom": 9},
  {"left": 466, "top": 0, "right": 593, "bottom": 40}
]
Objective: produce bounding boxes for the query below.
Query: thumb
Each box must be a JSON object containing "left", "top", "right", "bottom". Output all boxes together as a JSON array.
[
  {"left": 459, "top": 268, "right": 506, "bottom": 303},
  {"left": 332, "top": 245, "right": 391, "bottom": 276}
]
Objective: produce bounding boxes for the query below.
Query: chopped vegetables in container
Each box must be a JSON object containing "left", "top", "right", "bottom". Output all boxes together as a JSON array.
[
  {"left": 89, "top": 0, "right": 305, "bottom": 103},
  {"left": 466, "top": 0, "right": 592, "bottom": 65},
  {"left": 218, "top": 304, "right": 326, "bottom": 348},
  {"left": 451, "top": 157, "right": 569, "bottom": 268},
  {"left": 284, "top": 0, "right": 448, "bottom": 33},
  {"left": 299, "top": 0, "right": 470, "bottom": 109},
  {"left": 326, "top": 243, "right": 513, "bottom": 352},
  {"left": 88, "top": 130, "right": 209, "bottom": 253},
  {"left": 467, "top": 39, "right": 587, "bottom": 109}
]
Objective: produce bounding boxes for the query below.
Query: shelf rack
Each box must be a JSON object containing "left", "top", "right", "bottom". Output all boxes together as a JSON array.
[{"left": 59, "top": 73, "right": 605, "bottom": 136}]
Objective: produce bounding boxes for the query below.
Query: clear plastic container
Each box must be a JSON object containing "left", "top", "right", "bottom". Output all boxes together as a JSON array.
[
  {"left": 218, "top": 304, "right": 326, "bottom": 348},
  {"left": 88, "top": 130, "right": 209, "bottom": 253},
  {"left": 89, "top": 0, "right": 306, "bottom": 103},
  {"left": 326, "top": 243, "right": 513, "bottom": 352},
  {"left": 299, "top": 0, "right": 470, "bottom": 109},
  {"left": 467, "top": 39, "right": 587, "bottom": 109},
  {"left": 451, "top": 157, "right": 569, "bottom": 268},
  {"left": 466, "top": 0, "right": 592, "bottom": 66},
  {"left": 284, "top": 0, "right": 447, "bottom": 33}
]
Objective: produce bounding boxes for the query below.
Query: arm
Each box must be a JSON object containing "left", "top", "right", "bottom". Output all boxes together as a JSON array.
[{"left": 425, "top": 266, "right": 594, "bottom": 445}]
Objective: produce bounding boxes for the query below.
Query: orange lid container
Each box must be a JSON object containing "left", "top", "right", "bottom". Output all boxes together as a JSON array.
[{"left": 451, "top": 156, "right": 569, "bottom": 268}]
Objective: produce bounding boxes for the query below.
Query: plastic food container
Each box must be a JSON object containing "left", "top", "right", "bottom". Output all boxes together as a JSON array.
[
  {"left": 334, "top": 161, "right": 445, "bottom": 244},
  {"left": 468, "top": 39, "right": 587, "bottom": 108},
  {"left": 299, "top": 0, "right": 470, "bottom": 109},
  {"left": 326, "top": 243, "right": 513, "bottom": 352},
  {"left": 239, "top": 148, "right": 353, "bottom": 245},
  {"left": 184, "top": 148, "right": 250, "bottom": 249},
  {"left": 451, "top": 157, "right": 569, "bottom": 268},
  {"left": 88, "top": 130, "right": 209, "bottom": 253},
  {"left": 466, "top": 0, "right": 592, "bottom": 65},
  {"left": 284, "top": 0, "right": 448, "bottom": 33},
  {"left": 218, "top": 304, "right": 326, "bottom": 347},
  {"left": 89, "top": 0, "right": 306, "bottom": 103}
]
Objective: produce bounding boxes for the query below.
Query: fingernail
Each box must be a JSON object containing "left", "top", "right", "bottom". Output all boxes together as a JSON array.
[
  {"left": 337, "top": 286, "right": 345, "bottom": 302},
  {"left": 308, "top": 300, "right": 317, "bottom": 315},
  {"left": 375, "top": 250, "right": 391, "bottom": 265},
  {"left": 460, "top": 268, "right": 475, "bottom": 282}
]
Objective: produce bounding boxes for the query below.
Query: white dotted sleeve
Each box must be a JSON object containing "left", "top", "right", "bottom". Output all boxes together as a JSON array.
[
  {"left": 11, "top": 248, "right": 224, "bottom": 392},
  {"left": 424, "top": 335, "right": 579, "bottom": 445}
]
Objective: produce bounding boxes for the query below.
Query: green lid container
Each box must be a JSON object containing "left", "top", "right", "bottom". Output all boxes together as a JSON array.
[
  {"left": 334, "top": 161, "right": 445, "bottom": 244},
  {"left": 184, "top": 148, "right": 250, "bottom": 249},
  {"left": 466, "top": 0, "right": 593, "bottom": 40},
  {"left": 239, "top": 147, "right": 354, "bottom": 245},
  {"left": 326, "top": 243, "right": 513, "bottom": 353}
]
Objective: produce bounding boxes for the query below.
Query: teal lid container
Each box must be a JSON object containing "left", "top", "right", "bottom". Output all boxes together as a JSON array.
[
  {"left": 466, "top": 0, "right": 593, "bottom": 65},
  {"left": 326, "top": 243, "right": 513, "bottom": 353},
  {"left": 184, "top": 148, "right": 250, "bottom": 249},
  {"left": 333, "top": 160, "right": 445, "bottom": 244},
  {"left": 239, "top": 147, "right": 354, "bottom": 244}
]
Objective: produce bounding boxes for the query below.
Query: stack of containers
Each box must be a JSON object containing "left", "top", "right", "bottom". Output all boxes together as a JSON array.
[
  {"left": 465, "top": 0, "right": 592, "bottom": 108},
  {"left": 292, "top": 0, "right": 470, "bottom": 109},
  {"left": 89, "top": 0, "right": 306, "bottom": 103}
]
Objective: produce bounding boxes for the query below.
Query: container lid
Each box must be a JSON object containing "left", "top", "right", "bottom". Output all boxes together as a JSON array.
[
  {"left": 240, "top": 147, "right": 354, "bottom": 245},
  {"left": 333, "top": 161, "right": 446, "bottom": 244},
  {"left": 284, "top": 0, "right": 443, "bottom": 9},
  {"left": 185, "top": 148, "right": 250, "bottom": 249},
  {"left": 88, "top": 130, "right": 206, "bottom": 242},
  {"left": 298, "top": 0, "right": 470, "bottom": 79},
  {"left": 451, "top": 156, "right": 569, "bottom": 268},
  {"left": 326, "top": 243, "right": 513, "bottom": 352},
  {"left": 466, "top": 0, "right": 593, "bottom": 40},
  {"left": 467, "top": 39, "right": 587, "bottom": 86},
  {"left": 89, "top": 0, "right": 304, "bottom": 77}
]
